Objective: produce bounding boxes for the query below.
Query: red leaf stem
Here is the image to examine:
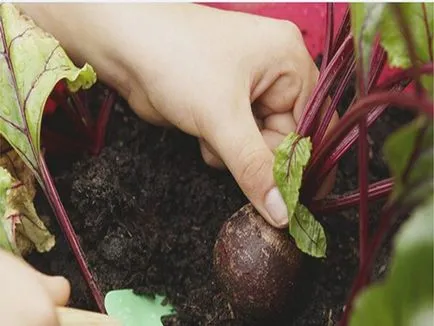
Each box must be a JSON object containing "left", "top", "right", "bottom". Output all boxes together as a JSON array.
[
  {"left": 313, "top": 59, "right": 356, "bottom": 148},
  {"left": 377, "top": 62, "right": 434, "bottom": 90},
  {"left": 296, "top": 35, "right": 354, "bottom": 137},
  {"left": 332, "top": 8, "right": 351, "bottom": 56},
  {"left": 303, "top": 91, "right": 433, "bottom": 201},
  {"left": 310, "top": 178, "right": 393, "bottom": 214},
  {"left": 368, "top": 41, "right": 387, "bottom": 90},
  {"left": 90, "top": 90, "right": 116, "bottom": 155},
  {"left": 320, "top": 3, "right": 335, "bottom": 72},
  {"left": 357, "top": 117, "right": 369, "bottom": 285},
  {"left": 70, "top": 92, "right": 95, "bottom": 129},
  {"left": 339, "top": 201, "right": 396, "bottom": 326},
  {"left": 422, "top": 3, "right": 433, "bottom": 62},
  {"left": 39, "top": 153, "right": 105, "bottom": 313}
]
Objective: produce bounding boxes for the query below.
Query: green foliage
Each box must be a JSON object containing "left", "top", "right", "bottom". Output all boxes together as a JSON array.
[
  {"left": 350, "top": 114, "right": 433, "bottom": 325},
  {"left": 0, "top": 167, "right": 15, "bottom": 253},
  {"left": 274, "top": 132, "right": 311, "bottom": 218},
  {"left": 383, "top": 117, "right": 433, "bottom": 205},
  {"left": 0, "top": 4, "right": 97, "bottom": 255},
  {"left": 350, "top": 3, "right": 433, "bottom": 96},
  {"left": 0, "top": 4, "right": 96, "bottom": 180},
  {"left": 273, "top": 132, "right": 326, "bottom": 257},
  {"left": 381, "top": 3, "right": 433, "bottom": 68},
  {"left": 350, "top": 195, "right": 433, "bottom": 326},
  {"left": 0, "top": 149, "right": 55, "bottom": 255},
  {"left": 350, "top": 3, "right": 386, "bottom": 88},
  {"left": 291, "top": 203, "right": 326, "bottom": 258},
  {"left": 381, "top": 3, "right": 433, "bottom": 96}
]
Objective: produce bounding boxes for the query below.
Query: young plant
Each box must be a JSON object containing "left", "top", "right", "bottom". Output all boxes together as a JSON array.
[
  {"left": 0, "top": 4, "right": 110, "bottom": 312},
  {"left": 42, "top": 80, "right": 116, "bottom": 156},
  {"left": 214, "top": 3, "right": 433, "bottom": 323}
]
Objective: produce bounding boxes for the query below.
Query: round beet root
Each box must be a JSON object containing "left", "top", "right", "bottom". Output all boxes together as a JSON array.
[{"left": 213, "top": 203, "right": 303, "bottom": 323}]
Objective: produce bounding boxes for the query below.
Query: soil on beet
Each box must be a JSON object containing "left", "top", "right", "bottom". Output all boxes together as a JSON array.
[{"left": 28, "top": 75, "right": 413, "bottom": 325}]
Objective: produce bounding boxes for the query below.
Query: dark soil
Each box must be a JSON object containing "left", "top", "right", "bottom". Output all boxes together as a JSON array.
[{"left": 28, "top": 78, "right": 413, "bottom": 325}]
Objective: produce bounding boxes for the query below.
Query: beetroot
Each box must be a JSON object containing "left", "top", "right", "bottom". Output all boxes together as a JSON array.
[{"left": 213, "top": 203, "right": 304, "bottom": 322}]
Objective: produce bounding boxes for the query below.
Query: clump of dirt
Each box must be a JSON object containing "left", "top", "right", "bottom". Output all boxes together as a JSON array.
[{"left": 29, "top": 81, "right": 413, "bottom": 325}]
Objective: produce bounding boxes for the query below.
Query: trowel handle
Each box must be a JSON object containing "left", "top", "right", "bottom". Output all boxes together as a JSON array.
[{"left": 56, "top": 307, "right": 121, "bottom": 326}]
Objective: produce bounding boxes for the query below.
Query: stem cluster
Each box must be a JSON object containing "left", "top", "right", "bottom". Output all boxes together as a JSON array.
[{"left": 293, "top": 5, "right": 433, "bottom": 325}]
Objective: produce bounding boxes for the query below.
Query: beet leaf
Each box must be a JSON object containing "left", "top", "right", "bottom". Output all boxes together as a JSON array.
[
  {"left": 0, "top": 4, "right": 105, "bottom": 311},
  {"left": 0, "top": 147, "right": 55, "bottom": 255},
  {"left": 0, "top": 4, "right": 96, "bottom": 179},
  {"left": 381, "top": 3, "right": 433, "bottom": 68},
  {"left": 380, "top": 3, "right": 433, "bottom": 96},
  {"left": 349, "top": 195, "right": 433, "bottom": 326},
  {"left": 383, "top": 118, "right": 433, "bottom": 205},
  {"left": 0, "top": 166, "right": 15, "bottom": 253},
  {"left": 273, "top": 132, "right": 326, "bottom": 257},
  {"left": 350, "top": 3, "right": 386, "bottom": 92}
]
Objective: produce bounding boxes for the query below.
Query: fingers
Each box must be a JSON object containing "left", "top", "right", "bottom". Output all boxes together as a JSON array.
[
  {"left": 263, "top": 111, "right": 296, "bottom": 135},
  {"left": 37, "top": 272, "right": 71, "bottom": 306},
  {"left": 200, "top": 128, "right": 287, "bottom": 170},
  {"left": 199, "top": 138, "right": 225, "bottom": 169},
  {"left": 200, "top": 110, "right": 294, "bottom": 169},
  {"left": 0, "top": 251, "right": 59, "bottom": 326},
  {"left": 0, "top": 250, "right": 70, "bottom": 326},
  {"left": 255, "top": 71, "right": 303, "bottom": 116},
  {"left": 203, "top": 98, "right": 288, "bottom": 228},
  {"left": 257, "top": 59, "right": 339, "bottom": 200},
  {"left": 261, "top": 129, "right": 286, "bottom": 151}
]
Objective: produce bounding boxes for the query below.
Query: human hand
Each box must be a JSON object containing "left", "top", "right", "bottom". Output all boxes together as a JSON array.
[
  {"left": 0, "top": 250, "right": 70, "bottom": 326},
  {"left": 18, "top": 3, "right": 337, "bottom": 228}
]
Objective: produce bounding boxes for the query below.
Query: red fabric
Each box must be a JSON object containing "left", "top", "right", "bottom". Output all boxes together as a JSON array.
[
  {"left": 204, "top": 3, "right": 348, "bottom": 59},
  {"left": 44, "top": 3, "right": 410, "bottom": 115},
  {"left": 44, "top": 97, "right": 57, "bottom": 115},
  {"left": 202, "top": 3, "right": 407, "bottom": 91},
  {"left": 44, "top": 81, "right": 67, "bottom": 115}
]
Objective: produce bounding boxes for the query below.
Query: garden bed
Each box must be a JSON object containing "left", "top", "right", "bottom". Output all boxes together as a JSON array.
[{"left": 28, "top": 83, "right": 412, "bottom": 325}]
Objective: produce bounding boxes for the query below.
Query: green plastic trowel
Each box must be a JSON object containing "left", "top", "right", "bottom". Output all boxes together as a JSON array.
[{"left": 105, "top": 289, "right": 175, "bottom": 326}]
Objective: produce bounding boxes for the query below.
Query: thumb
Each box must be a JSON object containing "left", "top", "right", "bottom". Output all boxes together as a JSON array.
[
  {"left": 203, "top": 99, "right": 288, "bottom": 228},
  {"left": 37, "top": 272, "right": 71, "bottom": 306}
]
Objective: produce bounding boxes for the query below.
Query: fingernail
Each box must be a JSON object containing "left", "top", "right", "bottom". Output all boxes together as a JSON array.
[{"left": 265, "top": 187, "right": 288, "bottom": 227}]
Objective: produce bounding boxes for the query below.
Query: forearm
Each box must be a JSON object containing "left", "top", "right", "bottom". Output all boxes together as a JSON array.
[{"left": 16, "top": 3, "right": 217, "bottom": 96}]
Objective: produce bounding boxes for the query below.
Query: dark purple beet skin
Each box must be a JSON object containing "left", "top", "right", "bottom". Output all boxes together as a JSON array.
[{"left": 213, "top": 203, "right": 304, "bottom": 323}]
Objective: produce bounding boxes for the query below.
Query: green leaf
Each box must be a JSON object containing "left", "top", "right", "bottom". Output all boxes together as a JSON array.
[
  {"left": 273, "top": 132, "right": 327, "bottom": 257},
  {"left": 0, "top": 167, "right": 16, "bottom": 253},
  {"left": 274, "top": 132, "right": 312, "bottom": 217},
  {"left": 0, "top": 148, "right": 55, "bottom": 255},
  {"left": 291, "top": 204, "right": 326, "bottom": 257},
  {"left": 380, "top": 3, "right": 433, "bottom": 96},
  {"left": 0, "top": 4, "right": 96, "bottom": 179},
  {"left": 350, "top": 3, "right": 386, "bottom": 88},
  {"left": 383, "top": 117, "right": 433, "bottom": 204},
  {"left": 350, "top": 195, "right": 433, "bottom": 326},
  {"left": 381, "top": 3, "right": 433, "bottom": 68},
  {"left": 105, "top": 289, "right": 175, "bottom": 326}
]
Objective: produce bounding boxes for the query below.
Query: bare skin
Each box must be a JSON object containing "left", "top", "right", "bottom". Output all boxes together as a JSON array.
[
  {"left": 2, "top": 3, "right": 338, "bottom": 325},
  {"left": 0, "top": 250, "right": 70, "bottom": 326}
]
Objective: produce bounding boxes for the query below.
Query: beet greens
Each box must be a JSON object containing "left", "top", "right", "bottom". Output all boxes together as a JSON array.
[
  {"left": 0, "top": 4, "right": 107, "bottom": 312},
  {"left": 275, "top": 3, "right": 432, "bottom": 324}
]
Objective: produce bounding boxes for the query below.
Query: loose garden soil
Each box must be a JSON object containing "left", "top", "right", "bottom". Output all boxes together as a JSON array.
[{"left": 28, "top": 66, "right": 413, "bottom": 325}]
